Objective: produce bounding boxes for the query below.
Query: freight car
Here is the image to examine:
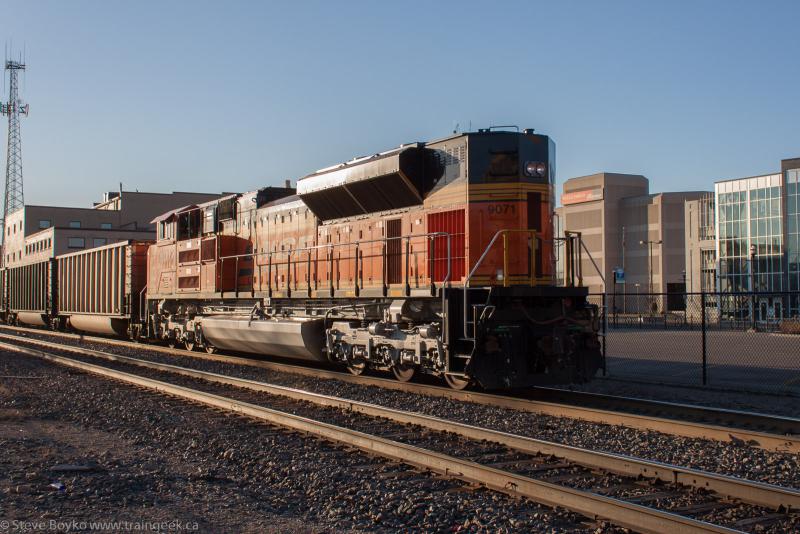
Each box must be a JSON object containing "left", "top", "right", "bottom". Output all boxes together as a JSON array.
[
  {"left": 1, "top": 129, "right": 601, "bottom": 390},
  {"left": 1, "top": 241, "right": 149, "bottom": 334}
]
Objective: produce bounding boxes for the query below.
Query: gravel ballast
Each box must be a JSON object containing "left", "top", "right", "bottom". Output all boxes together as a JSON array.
[
  {"left": 3, "top": 328, "right": 799, "bottom": 490},
  {"left": 0, "top": 350, "right": 606, "bottom": 533}
]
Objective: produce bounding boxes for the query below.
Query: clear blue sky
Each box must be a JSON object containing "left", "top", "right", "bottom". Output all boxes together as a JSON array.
[{"left": 1, "top": 0, "right": 798, "bottom": 207}]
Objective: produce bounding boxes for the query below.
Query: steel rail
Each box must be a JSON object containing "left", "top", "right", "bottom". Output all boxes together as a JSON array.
[
  {"left": 1, "top": 334, "right": 797, "bottom": 512},
  {"left": 3, "top": 341, "right": 741, "bottom": 534},
  {"left": 530, "top": 387, "right": 800, "bottom": 433},
  {"left": 0, "top": 325, "right": 798, "bottom": 453}
]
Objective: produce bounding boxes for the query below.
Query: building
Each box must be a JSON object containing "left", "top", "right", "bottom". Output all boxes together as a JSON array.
[
  {"left": 709, "top": 156, "right": 800, "bottom": 318},
  {"left": 556, "top": 173, "right": 647, "bottom": 294},
  {"left": 555, "top": 172, "right": 706, "bottom": 310},
  {"left": 3, "top": 190, "right": 223, "bottom": 267},
  {"left": 784, "top": 157, "right": 800, "bottom": 316},
  {"left": 684, "top": 194, "right": 716, "bottom": 293}
]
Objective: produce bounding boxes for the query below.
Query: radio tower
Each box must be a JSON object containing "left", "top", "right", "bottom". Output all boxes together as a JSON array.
[{"left": 0, "top": 56, "right": 28, "bottom": 256}]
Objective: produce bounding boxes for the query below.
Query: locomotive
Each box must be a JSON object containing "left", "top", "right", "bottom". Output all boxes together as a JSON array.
[{"left": 1, "top": 129, "right": 601, "bottom": 390}]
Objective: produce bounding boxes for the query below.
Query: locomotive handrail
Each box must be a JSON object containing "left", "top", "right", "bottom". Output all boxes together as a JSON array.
[
  {"left": 562, "top": 231, "right": 584, "bottom": 287},
  {"left": 464, "top": 229, "right": 538, "bottom": 288},
  {"left": 215, "top": 231, "right": 453, "bottom": 297},
  {"left": 216, "top": 231, "right": 453, "bottom": 261},
  {"left": 562, "top": 231, "right": 607, "bottom": 287},
  {"left": 463, "top": 229, "right": 538, "bottom": 341},
  {"left": 138, "top": 284, "right": 148, "bottom": 324}
]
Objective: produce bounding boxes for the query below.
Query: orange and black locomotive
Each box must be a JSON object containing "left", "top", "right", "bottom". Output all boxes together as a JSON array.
[{"left": 1, "top": 129, "right": 601, "bottom": 389}]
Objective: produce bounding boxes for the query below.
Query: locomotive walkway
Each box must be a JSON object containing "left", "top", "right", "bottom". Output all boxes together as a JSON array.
[{"left": 2, "top": 335, "right": 799, "bottom": 533}]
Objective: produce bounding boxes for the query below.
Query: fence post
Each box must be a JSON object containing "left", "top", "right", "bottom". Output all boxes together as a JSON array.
[
  {"left": 601, "top": 293, "right": 607, "bottom": 376},
  {"left": 701, "top": 291, "right": 707, "bottom": 385}
]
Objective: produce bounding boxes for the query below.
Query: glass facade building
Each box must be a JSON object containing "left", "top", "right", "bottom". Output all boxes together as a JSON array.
[
  {"left": 716, "top": 174, "right": 783, "bottom": 293},
  {"left": 786, "top": 165, "right": 800, "bottom": 315},
  {"left": 714, "top": 158, "right": 800, "bottom": 318}
]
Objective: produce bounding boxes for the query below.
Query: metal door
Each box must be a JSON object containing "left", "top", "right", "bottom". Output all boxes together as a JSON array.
[{"left": 386, "top": 219, "right": 402, "bottom": 285}]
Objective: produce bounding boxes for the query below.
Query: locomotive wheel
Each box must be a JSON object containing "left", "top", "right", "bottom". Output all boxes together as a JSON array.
[
  {"left": 444, "top": 373, "right": 471, "bottom": 390},
  {"left": 185, "top": 341, "right": 195, "bottom": 352},
  {"left": 392, "top": 365, "right": 415, "bottom": 382},
  {"left": 205, "top": 344, "right": 217, "bottom": 354},
  {"left": 347, "top": 361, "right": 366, "bottom": 376}
]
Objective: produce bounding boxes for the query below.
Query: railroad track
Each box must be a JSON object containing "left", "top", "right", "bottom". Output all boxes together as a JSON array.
[
  {"left": 1, "top": 325, "right": 799, "bottom": 453},
  {"left": 4, "top": 338, "right": 800, "bottom": 533}
]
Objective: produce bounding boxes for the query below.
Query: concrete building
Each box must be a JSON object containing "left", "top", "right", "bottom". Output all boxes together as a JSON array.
[
  {"left": 684, "top": 194, "right": 716, "bottom": 293},
  {"left": 3, "top": 190, "right": 223, "bottom": 267},
  {"left": 555, "top": 172, "right": 706, "bottom": 310}
]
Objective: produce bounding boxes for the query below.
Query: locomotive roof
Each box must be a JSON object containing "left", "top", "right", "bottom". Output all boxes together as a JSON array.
[
  {"left": 299, "top": 130, "right": 544, "bottom": 181},
  {"left": 301, "top": 143, "right": 423, "bottom": 179},
  {"left": 261, "top": 193, "right": 301, "bottom": 209},
  {"left": 424, "top": 129, "right": 546, "bottom": 146},
  {"left": 150, "top": 204, "right": 198, "bottom": 224}
]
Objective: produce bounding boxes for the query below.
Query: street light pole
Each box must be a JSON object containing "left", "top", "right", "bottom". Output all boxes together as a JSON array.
[
  {"left": 646, "top": 241, "right": 652, "bottom": 293},
  {"left": 750, "top": 244, "right": 757, "bottom": 331}
]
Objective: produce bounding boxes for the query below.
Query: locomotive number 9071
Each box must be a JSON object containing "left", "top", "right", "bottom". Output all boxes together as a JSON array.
[{"left": 486, "top": 203, "right": 516, "bottom": 215}]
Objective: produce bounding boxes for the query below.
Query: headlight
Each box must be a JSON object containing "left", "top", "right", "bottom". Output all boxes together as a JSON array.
[{"left": 524, "top": 161, "right": 547, "bottom": 177}]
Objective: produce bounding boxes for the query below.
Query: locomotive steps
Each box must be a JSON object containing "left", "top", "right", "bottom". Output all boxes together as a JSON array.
[{"left": 3, "top": 336, "right": 799, "bottom": 533}]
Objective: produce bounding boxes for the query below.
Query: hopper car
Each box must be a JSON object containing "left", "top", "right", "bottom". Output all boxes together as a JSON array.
[{"left": 0, "top": 129, "right": 601, "bottom": 390}]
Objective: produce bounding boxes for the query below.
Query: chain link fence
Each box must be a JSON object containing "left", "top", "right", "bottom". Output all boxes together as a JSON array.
[{"left": 589, "top": 292, "right": 800, "bottom": 395}]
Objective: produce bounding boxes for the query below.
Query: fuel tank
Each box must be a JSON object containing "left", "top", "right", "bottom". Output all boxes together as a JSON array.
[
  {"left": 68, "top": 315, "right": 129, "bottom": 336},
  {"left": 200, "top": 315, "right": 326, "bottom": 361},
  {"left": 16, "top": 312, "right": 48, "bottom": 327}
]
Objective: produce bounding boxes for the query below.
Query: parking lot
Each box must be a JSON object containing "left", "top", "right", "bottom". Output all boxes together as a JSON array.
[{"left": 604, "top": 329, "right": 800, "bottom": 394}]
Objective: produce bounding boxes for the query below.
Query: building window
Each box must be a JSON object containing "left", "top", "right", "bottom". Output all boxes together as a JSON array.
[
  {"left": 69, "top": 221, "right": 81, "bottom": 229},
  {"left": 68, "top": 237, "right": 85, "bottom": 249},
  {"left": 100, "top": 222, "right": 112, "bottom": 229},
  {"left": 38, "top": 219, "right": 51, "bottom": 229},
  {"left": 93, "top": 238, "right": 107, "bottom": 247}
]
